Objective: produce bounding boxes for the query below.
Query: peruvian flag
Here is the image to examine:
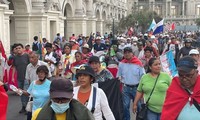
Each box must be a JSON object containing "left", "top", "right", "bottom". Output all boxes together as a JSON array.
[
  {"left": 171, "top": 23, "right": 176, "bottom": 31},
  {"left": 0, "top": 40, "right": 8, "bottom": 83},
  {"left": 127, "top": 27, "right": 134, "bottom": 37}
]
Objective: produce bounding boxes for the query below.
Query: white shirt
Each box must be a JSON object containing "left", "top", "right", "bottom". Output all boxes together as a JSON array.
[
  {"left": 73, "top": 86, "right": 115, "bottom": 120},
  {"left": 44, "top": 52, "right": 56, "bottom": 72},
  {"left": 25, "top": 60, "right": 52, "bottom": 82}
]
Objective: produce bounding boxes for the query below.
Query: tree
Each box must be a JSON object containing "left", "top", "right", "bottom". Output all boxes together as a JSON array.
[
  {"left": 195, "top": 18, "right": 200, "bottom": 30},
  {"left": 118, "top": 10, "right": 162, "bottom": 34}
]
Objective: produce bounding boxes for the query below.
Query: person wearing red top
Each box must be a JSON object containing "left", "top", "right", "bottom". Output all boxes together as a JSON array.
[
  {"left": 161, "top": 56, "right": 200, "bottom": 120},
  {"left": 24, "top": 44, "right": 32, "bottom": 54},
  {"left": 144, "top": 40, "right": 159, "bottom": 57},
  {"left": 0, "top": 81, "right": 8, "bottom": 120}
]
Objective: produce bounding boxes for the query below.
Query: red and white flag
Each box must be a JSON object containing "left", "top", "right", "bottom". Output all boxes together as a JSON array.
[{"left": 171, "top": 23, "right": 176, "bottom": 31}]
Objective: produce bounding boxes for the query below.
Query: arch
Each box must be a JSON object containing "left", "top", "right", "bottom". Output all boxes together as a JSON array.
[
  {"left": 11, "top": 0, "right": 31, "bottom": 14},
  {"left": 102, "top": 11, "right": 106, "bottom": 20},
  {"left": 64, "top": 3, "right": 73, "bottom": 17},
  {"left": 96, "top": 9, "right": 101, "bottom": 20},
  {"left": 62, "top": 0, "right": 74, "bottom": 16}
]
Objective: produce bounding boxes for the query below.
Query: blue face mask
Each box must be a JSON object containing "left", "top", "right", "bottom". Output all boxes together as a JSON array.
[{"left": 50, "top": 100, "right": 70, "bottom": 114}]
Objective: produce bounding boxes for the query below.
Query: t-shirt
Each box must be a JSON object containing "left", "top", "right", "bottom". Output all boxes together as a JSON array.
[
  {"left": 177, "top": 102, "right": 200, "bottom": 120},
  {"left": 78, "top": 90, "right": 91, "bottom": 105},
  {"left": 13, "top": 53, "right": 29, "bottom": 80},
  {"left": 137, "top": 72, "right": 171, "bottom": 113},
  {"left": 93, "top": 43, "right": 107, "bottom": 52},
  {"left": 32, "top": 108, "right": 66, "bottom": 120},
  {"left": 27, "top": 80, "right": 51, "bottom": 113}
]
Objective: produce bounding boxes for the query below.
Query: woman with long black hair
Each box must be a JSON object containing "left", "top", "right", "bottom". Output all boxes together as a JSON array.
[{"left": 133, "top": 58, "right": 171, "bottom": 120}]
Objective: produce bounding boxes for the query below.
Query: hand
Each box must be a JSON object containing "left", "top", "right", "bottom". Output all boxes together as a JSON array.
[
  {"left": 132, "top": 104, "right": 137, "bottom": 114},
  {"left": 0, "top": 81, "right": 4, "bottom": 86}
]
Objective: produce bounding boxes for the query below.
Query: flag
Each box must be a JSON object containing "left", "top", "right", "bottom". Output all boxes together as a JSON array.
[
  {"left": 127, "top": 27, "right": 134, "bottom": 37},
  {"left": 0, "top": 40, "right": 8, "bottom": 83},
  {"left": 164, "top": 23, "right": 171, "bottom": 32},
  {"left": 153, "top": 19, "right": 164, "bottom": 35},
  {"left": 147, "top": 19, "right": 156, "bottom": 31},
  {"left": 38, "top": 36, "right": 46, "bottom": 60},
  {"left": 171, "top": 23, "right": 175, "bottom": 31}
]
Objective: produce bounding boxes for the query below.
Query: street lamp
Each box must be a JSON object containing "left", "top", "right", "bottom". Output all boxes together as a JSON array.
[{"left": 112, "top": 17, "right": 115, "bottom": 40}]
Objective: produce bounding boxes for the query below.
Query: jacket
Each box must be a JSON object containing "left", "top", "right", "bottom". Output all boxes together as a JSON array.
[{"left": 36, "top": 99, "right": 94, "bottom": 120}]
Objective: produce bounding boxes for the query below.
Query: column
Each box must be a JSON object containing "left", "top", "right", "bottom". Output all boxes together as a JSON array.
[
  {"left": 165, "top": 1, "right": 168, "bottom": 16},
  {"left": 182, "top": 1, "right": 185, "bottom": 16},
  {"left": 86, "top": 0, "right": 93, "bottom": 16},
  {"left": 75, "top": 0, "right": 84, "bottom": 16}
]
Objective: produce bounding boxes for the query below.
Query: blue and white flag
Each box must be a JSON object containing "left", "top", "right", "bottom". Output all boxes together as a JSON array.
[
  {"left": 147, "top": 19, "right": 156, "bottom": 31},
  {"left": 160, "top": 50, "right": 178, "bottom": 77},
  {"left": 153, "top": 19, "right": 164, "bottom": 35}
]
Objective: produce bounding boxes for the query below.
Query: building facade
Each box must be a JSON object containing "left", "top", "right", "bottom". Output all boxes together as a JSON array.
[
  {"left": 0, "top": 0, "right": 127, "bottom": 53},
  {"left": 128, "top": 0, "right": 200, "bottom": 28}
]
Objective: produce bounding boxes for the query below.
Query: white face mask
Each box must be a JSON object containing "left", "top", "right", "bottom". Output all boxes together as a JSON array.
[
  {"left": 50, "top": 100, "right": 70, "bottom": 114},
  {"left": 120, "top": 43, "right": 125, "bottom": 46}
]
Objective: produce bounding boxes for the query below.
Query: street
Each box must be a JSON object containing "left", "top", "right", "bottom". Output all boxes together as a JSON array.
[{"left": 7, "top": 91, "right": 136, "bottom": 120}]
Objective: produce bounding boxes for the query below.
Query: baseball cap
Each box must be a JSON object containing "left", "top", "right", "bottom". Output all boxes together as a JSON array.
[
  {"left": 88, "top": 56, "right": 100, "bottom": 63},
  {"left": 177, "top": 56, "right": 198, "bottom": 73},
  {"left": 76, "top": 65, "right": 95, "bottom": 78},
  {"left": 189, "top": 49, "right": 199, "bottom": 55},
  {"left": 124, "top": 47, "right": 133, "bottom": 53},
  {"left": 50, "top": 78, "right": 73, "bottom": 99}
]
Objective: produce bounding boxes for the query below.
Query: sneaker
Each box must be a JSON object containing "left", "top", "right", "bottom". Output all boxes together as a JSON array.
[{"left": 19, "top": 107, "right": 26, "bottom": 113}]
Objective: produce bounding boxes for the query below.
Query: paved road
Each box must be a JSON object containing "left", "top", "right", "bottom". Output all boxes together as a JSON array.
[
  {"left": 7, "top": 91, "right": 136, "bottom": 120},
  {"left": 7, "top": 91, "right": 27, "bottom": 120}
]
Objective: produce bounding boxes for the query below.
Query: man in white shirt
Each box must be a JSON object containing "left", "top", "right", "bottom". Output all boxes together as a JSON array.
[{"left": 25, "top": 52, "right": 52, "bottom": 84}]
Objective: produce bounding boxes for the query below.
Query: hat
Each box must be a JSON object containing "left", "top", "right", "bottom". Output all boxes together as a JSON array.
[
  {"left": 189, "top": 49, "right": 199, "bottom": 55},
  {"left": 50, "top": 78, "right": 73, "bottom": 99},
  {"left": 177, "top": 56, "right": 198, "bottom": 73},
  {"left": 123, "top": 47, "right": 133, "bottom": 53},
  {"left": 76, "top": 65, "right": 95, "bottom": 78},
  {"left": 88, "top": 56, "right": 100, "bottom": 63},
  {"left": 95, "top": 36, "right": 101, "bottom": 40},
  {"left": 82, "top": 44, "right": 90, "bottom": 50},
  {"left": 25, "top": 43, "right": 30, "bottom": 47},
  {"left": 69, "top": 38, "right": 76, "bottom": 43}
]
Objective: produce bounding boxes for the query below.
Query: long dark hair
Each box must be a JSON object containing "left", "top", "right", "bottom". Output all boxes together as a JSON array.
[{"left": 146, "top": 58, "right": 157, "bottom": 73}]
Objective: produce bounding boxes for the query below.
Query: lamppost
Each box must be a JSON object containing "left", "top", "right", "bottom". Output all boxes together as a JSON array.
[{"left": 112, "top": 17, "right": 115, "bottom": 40}]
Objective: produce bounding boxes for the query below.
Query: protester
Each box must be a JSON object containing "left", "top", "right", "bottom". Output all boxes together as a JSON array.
[
  {"left": 69, "top": 38, "right": 79, "bottom": 55},
  {"left": 117, "top": 47, "right": 145, "bottom": 120},
  {"left": 73, "top": 65, "right": 115, "bottom": 120},
  {"left": 93, "top": 36, "right": 107, "bottom": 53},
  {"left": 133, "top": 58, "right": 171, "bottom": 120},
  {"left": 13, "top": 43, "right": 30, "bottom": 114},
  {"left": 20, "top": 65, "right": 51, "bottom": 119},
  {"left": 32, "top": 77, "right": 94, "bottom": 120},
  {"left": 25, "top": 51, "right": 51, "bottom": 83},
  {"left": 24, "top": 44, "right": 32, "bottom": 54},
  {"left": 144, "top": 40, "right": 159, "bottom": 57},
  {"left": 0, "top": 81, "right": 8, "bottom": 120},
  {"left": 32, "top": 36, "right": 39, "bottom": 52},
  {"left": 140, "top": 47, "right": 153, "bottom": 72},
  {"left": 60, "top": 43, "right": 75, "bottom": 78},
  {"left": 177, "top": 38, "right": 194, "bottom": 60},
  {"left": 88, "top": 56, "right": 113, "bottom": 82},
  {"left": 189, "top": 49, "right": 200, "bottom": 74},
  {"left": 7, "top": 44, "right": 18, "bottom": 89},
  {"left": 44, "top": 43, "right": 59, "bottom": 75},
  {"left": 161, "top": 56, "right": 200, "bottom": 120},
  {"left": 82, "top": 44, "right": 92, "bottom": 60}
]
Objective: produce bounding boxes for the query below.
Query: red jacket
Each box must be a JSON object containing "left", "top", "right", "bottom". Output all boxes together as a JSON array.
[
  {"left": 0, "top": 86, "right": 8, "bottom": 120},
  {"left": 161, "top": 76, "right": 200, "bottom": 120}
]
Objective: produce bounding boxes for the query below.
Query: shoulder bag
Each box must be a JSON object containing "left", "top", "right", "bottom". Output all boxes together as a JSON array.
[{"left": 136, "top": 73, "right": 160, "bottom": 120}]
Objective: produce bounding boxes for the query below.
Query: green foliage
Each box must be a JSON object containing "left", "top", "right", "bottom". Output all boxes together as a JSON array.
[
  {"left": 195, "top": 18, "right": 200, "bottom": 28},
  {"left": 118, "top": 10, "right": 162, "bottom": 33}
]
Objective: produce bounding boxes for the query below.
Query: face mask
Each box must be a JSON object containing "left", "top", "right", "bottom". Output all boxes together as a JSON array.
[{"left": 50, "top": 100, "right": 70, "bottom": 114}]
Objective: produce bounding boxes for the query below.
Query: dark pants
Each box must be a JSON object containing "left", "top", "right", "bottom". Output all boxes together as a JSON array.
[{"left": 27, "top": 112, "right": 32, "bottom": 120}]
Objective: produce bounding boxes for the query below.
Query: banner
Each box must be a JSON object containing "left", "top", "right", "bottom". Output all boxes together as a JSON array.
[{"left": 160, "top": 50, "right": 178, "bottom": 77}]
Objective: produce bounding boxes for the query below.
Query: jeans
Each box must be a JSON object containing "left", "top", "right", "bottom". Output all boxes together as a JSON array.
[
  {"left": 147, "top": 108, "right": 161, "bottom": 120},
  {"left": 122, "top": 85, "right": 141, "bottom": 120},
  {"left": 18, "top": 80, "right": 29, "bottom": 107}
]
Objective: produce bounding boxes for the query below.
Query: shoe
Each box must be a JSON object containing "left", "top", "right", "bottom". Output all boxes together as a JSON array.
[{"left": 19, "top": 107, "right": 26, "bottom": 113}]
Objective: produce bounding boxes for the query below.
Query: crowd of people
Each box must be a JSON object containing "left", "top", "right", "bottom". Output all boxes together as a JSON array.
[{"left": 0, "top": 31, "right": 200, "bottom": 120}]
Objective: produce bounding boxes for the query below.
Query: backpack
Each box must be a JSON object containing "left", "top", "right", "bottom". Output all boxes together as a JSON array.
[
  {"left": 32, "top": 42, "right": 38, "bottom": 51},
  {"left": 52, "top": 52, "right": 60, "bottom": 66}
]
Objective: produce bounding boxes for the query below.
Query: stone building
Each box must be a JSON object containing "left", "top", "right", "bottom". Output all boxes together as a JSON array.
[
  {"left": 128, "top": 0, "right": 200, "bottom": 28},
  {"left": 0, "top": 0, "right": 127, "bottom": 53}
]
